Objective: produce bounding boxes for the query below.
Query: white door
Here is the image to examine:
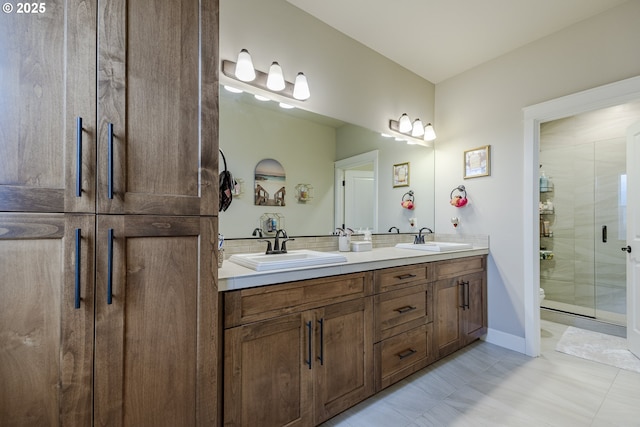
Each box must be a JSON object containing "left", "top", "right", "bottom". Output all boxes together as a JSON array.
[
  {"left": 627, "top": 121, "right": 640, "bottom": 358},
  {"left": 344, "top": 170, "right": 374, "bottom": 231}
]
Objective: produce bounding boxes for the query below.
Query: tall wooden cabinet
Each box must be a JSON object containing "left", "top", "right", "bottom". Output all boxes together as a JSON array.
[{"left": 0, "top": 1, "right": 219, "bottom": 425}]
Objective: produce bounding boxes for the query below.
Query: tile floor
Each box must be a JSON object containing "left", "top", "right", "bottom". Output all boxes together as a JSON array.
[{"left": 321, "top": 320, "right": 640, "bottom": 426}]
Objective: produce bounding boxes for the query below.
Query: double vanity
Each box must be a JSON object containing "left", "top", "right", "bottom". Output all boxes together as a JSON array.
[{"left": 219, "top": 238, "right": 488, "bottom": 426}]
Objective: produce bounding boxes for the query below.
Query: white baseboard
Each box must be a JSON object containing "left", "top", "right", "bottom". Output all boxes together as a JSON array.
[{"left": 482, "top": 328, "right": 527, "bottom": 354}]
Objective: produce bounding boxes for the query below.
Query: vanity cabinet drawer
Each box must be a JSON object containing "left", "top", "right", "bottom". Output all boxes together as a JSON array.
[
  {"left": 375, "top": 323, "right": 433, "bottom": 391},
  {"left": 224, "top": 271, "right": 373, "bottom": 327},
  {"left": 374, "top": 263, "right": 433, "bottom": 293},
  {"left": 375, "top": 283, "right": 432, "bottom": 341},
  {"left": 435, "top": 256, "right": 485, "bottom": 280}
]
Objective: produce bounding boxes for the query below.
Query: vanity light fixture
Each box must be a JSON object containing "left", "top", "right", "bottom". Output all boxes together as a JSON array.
[
  {"left": 411, "top": 118, "right": 425, "bottom": 137},
  {"left": 222, "top": 50, "right": 311, "bottom": 101},
  {"left": 423, "top": 123, "right": 437, "bottom": 141},
  {"left": 398, "top": 113, "right": 412, "bottom": 133},
  {"left": 293, "top": 72, "right": 310, "bottom": 100},
  {"left": 234, "top": 49, "right": 256, "bottom": 82},
  {"left": 266, "top": 62, "right": 286, "bottom": 91},
  {"left": 389, "top": 114, "right": 437, "bottom": 144}
]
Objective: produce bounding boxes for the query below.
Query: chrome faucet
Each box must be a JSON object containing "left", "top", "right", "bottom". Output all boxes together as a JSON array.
[
  {"left": 388, "top": 226, "right": 400, "bottom": 233},
  {"left": 414, "top": 227, "right": 433, "bottom": 244}
]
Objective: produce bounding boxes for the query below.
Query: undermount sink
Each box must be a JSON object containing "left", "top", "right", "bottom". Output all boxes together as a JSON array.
[
  {"left": 229, "top": 250, "right": 348, "bottom": 271},
  {"left": 395, "top": 242, "right": 473, "bottom": 252}
]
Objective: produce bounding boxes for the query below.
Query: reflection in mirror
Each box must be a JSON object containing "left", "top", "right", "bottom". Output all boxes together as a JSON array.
[
  {"left": 219, "top": 86, "right": 435, "bottom": 238},
  {"left": 335, "top": 151, "right": 378, "bottom": 232}
]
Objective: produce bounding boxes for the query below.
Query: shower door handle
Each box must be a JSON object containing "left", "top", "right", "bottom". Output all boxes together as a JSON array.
[
  {"left": 602, "top": 225, "right": 607, "bottom": 243},
  {"left": 622, "top": 245, "right": 632, "bottom": 254}
]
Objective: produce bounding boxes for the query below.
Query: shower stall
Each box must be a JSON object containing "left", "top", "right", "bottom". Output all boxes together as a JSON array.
[{"left": 539, "top": 101, "right": 640, "bottom": 326}]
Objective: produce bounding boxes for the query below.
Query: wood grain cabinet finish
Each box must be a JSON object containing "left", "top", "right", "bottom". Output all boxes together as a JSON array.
[
  {"left": 373, "top": 266, "right": 435, "bottom": 391},
  {"left": 0, "top": 0, "right": 217, "bottom": 216},
  {"left": 434, "top": 256, "right": 488, "bottom": 359},
  {"left": 94, "top": 215, "right": 218, "bottom": 426},
  {"left": 0, "top": 0, "right": 220, "bottom": 425},
  {"left": 0, "top": 214, "right": 95, "bottom": 426},
  {"left": 223, "top": 273, "right": 374, "bottom": 426}
]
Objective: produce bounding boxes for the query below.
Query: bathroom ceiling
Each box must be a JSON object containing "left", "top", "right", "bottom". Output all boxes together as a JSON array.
[{"left": 286, "top": 0, "right": 628, "bottom": 83}]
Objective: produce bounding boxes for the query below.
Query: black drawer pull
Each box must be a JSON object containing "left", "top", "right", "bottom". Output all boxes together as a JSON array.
[
  {"left": 108, "top": 123, "right": 114, "bottom": 199},
  {"left": 395, "top": 273, "right": 417, "bottom": 280},
  {"left": 397, "top": 348, "right": 417, "bottom": 360},
  {"left": 107, "top": 228, "right": 114, "bottom": 305},
  {"left": 395, "top": 305, "right": 417, "bottom": 314},
  {"left": 305, "top": 321, "right": 312, "bottom": 369},
  {"left": 74, "top": 229, "right": 81, "bottom": 309}
]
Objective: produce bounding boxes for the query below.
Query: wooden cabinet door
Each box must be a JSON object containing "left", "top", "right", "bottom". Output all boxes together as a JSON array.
[
  {"left": 434, "top": 278, "right": 463, "bottom": 358},
  {"left": 0, "top": 214, "right": 94, "bottom": 426},
  {"left": 224, "top": 313, "right": 313, "bottom": 427},
  {"left": 94, "top": 215, "right": 217, "bottom": 427},
  {"left": 314, "top": 297, "right": 374, "bottom": 425},
  {"left": 97, "top": 0, "right": 218, "bottom": 216},
  {"left": 0, "top": 2, "right": 96, "bottom": 213},
  {"left": 462, "top": 272, "right": 488, "bottom": 345}
]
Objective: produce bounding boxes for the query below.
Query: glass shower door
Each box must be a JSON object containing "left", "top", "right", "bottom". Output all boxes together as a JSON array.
[{"left": 594, "top": 138, "right": 627, "bottom": 325}]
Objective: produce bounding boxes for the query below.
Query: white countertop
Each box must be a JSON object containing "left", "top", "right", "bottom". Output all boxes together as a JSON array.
[{"left": 218, "top": 245, "right": 489, "bottom": 291}]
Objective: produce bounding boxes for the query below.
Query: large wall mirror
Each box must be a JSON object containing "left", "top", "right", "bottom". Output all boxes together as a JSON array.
[{"left": 218, "top": 88, "right": 436, "bottom": 238}]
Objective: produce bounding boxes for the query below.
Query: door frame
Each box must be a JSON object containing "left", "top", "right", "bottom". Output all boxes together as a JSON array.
[
  {"left": 523, "top": 76, "right": 640, "bottom": 357},
  {"left": 334, "top": 150, "right": 379, "bottom": 232}
]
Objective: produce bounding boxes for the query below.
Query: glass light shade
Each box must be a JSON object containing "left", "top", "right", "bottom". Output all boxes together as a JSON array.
[
  {"left": 423, "top": 123, "right": 437, "bottom": 141},
  {"left": 254, "top": 94, "right": 270, "bottom": 101},
  {"left": 279, "top": 102, "right": 294, "bottom": 109},
  {"left": 380, "top": 133, "right": 393, "bottom": 138},
  {"left": 293, "top": 72, "right": 310, "bottom": 100},
  {"left": 235, "top": 49, "right": 256, "bottom": 82},
  {"left": 398, "top": 113, "right": 412, "bottom": 133},
  {"left": 266, "top": 62, "right": 286, "bottom": 91},
  {"left": 411, "top": 118, "right": 425, "bottom": 137}
]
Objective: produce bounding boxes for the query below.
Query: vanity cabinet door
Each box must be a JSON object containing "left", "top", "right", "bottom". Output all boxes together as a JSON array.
[
  {"left": 0, "top": 214, "right": 95, "bottom": 426},
  {"left": 462, "top": 271, "right": 488, "bottom": 346},
  {"left": 313, "top": 297, "right": 374, "bottom": 425},
  {"left": 96, "top": 0, "right": 217, "bottom": 216},
  {"left": 0, "top": 1, "right": 96, "bottom": 213},
  {"left": 434, "top": 270, "right": 487, "bottom": 358},
  {"left": 224, "top": 313, "right": 313, "bottom": 427},
  {"left": 93, "top": 215, "right": 218, "bottom": 426},
  {"left": 433, "top": 277, "right": 464, "bottom": 358}
]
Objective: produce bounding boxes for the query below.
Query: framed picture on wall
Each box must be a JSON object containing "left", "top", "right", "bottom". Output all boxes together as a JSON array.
[
  {"left": 463, "top": 145, "right": 491, "bottom": 179},
  {"left": 393, "top": 162, "right": 410, "bottom": 187}
]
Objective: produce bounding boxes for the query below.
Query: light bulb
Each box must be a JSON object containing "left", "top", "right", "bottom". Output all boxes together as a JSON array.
[
  {"left": 423, "top": 123, "right": 436, "bottom": 141},
  {"left": 411, "top": 118, "right": 425, "bottom": 137},
  {"left": 235, "top": 49, "right": 256, "bottom": 82},
  {"left": 398, "top": 113, "right": 412, "bottom": 133},
  {"left": 293, "top": 72, "right": 310, "bottom": 100},
  {"left": 266, "top": 62, "right": 286, "bottom": 91}
]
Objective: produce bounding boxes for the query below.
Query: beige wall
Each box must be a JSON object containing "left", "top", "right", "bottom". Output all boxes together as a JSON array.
[{"left": 435, "top": 1, "right": 640, "bottom": 339}]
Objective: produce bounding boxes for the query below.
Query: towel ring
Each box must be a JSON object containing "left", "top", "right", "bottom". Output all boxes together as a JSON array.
[
  {"left": 450, "top": 185, "right": 468, "bottom": 208},
  {"left": 449, "top": 185, "right": 466, "bottom": 199},
  {"left": 402, "top": 190, "right": 414, "bottom": 202}
]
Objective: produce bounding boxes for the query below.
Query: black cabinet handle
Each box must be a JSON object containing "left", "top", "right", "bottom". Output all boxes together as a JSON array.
[
  {"left": 459, "top": 281, "right": 465, "bottom": 309},
  {"left": 395, "top": 305, "right": 417, "bottom": 314},
  {"left": 395, "top": 273, "right": 417, "bottom": 280},
  {"left": 622, "top": 246, "right": 632, "bottom": 253},
  {"left": 317, "top": 318, "right": 324, "bottom": 366},
  {"left": 397, "top": 348, "right": 417, "bottom": 360},
  {"left": 76, "top": 117, "right": 83, "bottom": 197},
  {"left": 602, "top": 225, "right": 607, "bottom": 243},
  {"left": 74, "top": 229, "right": 81, "bottom": 309},
  {"left": 465, "top": 281, "right": 470, "bottom": 310},
  {"left": 305, "top": 321, "right": 312, "bottom": 369},
  {"left": 108, "top": 123, "right": 114, "bottom": 199},
  {"left": 107, "top": 228, "right": 114, "bottom": 304}
]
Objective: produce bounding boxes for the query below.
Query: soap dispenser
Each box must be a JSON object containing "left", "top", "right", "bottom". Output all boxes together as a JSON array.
[{"left": 540, "top": 170, "right": 549, "bottom": 192}]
